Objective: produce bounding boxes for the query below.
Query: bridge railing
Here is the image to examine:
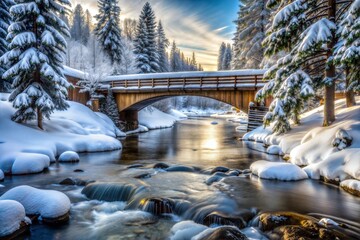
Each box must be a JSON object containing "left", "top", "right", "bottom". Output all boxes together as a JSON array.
[{"left": 104, "top": 71, "right": 267, "bottom": 92}]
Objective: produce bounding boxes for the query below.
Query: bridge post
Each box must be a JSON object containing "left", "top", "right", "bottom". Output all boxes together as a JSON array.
[{"left": 120, "top": 110, "right": 139, "bottom": 131}]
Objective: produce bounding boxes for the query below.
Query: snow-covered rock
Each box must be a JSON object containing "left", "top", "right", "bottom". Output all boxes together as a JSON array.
[
  {"left": 250, "top": 160, "right": 308, "bottom": 181},
  {"left": 0, "top": 186, "right": 71, "bottom": 220},
  {"left": 0, "top": 100, "right": 122, "bottom": 175},
  {"left": 170, "top": 221, "right": 208, "bottom": 240},
  {"left": 319, "top": 218, "right": 339, "bottom": 226},
  {"left": 139, "top": 107, "right": 177, "bottom": 130},
  {"left": 340, "top": 179, "right": 360, "bottom": 196},
  {"left": 0, "top": 169, "right": 4, "bottom": 181},
  {"left": 11, "top": 153, "right": 50, "bottom": 175},
  {"left": 266, "top": 145, "right": 284, "bottom": 155},
  {"left": 58, "top": 151, "right": 80, "bottom": 162},
  {"left": 0, "top": 200, "right": 30, "bottom": 238}
]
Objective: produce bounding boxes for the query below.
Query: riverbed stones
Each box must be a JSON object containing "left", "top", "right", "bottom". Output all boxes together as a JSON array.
[
  {"left": 203, "top": 211, "right": 246, "bottom": 228},
  {"left": 211, "top": 166, "right": 229, "bottom": 174},
  {"left": 153, "top": 163, "right": 169, "bottom": 169},
  {"left": 259, "top": 212, "right": 317, "bottom": 231},
  {"left": 59, "top": 177, "right": 95, "bottom": 186},
  {"left": 139, "top": 198, "right": 175, "bottom": 216},
  {"left": 127, "top": 164, "right": 144, "bottom": 169},
  {"left": 166, "top": 165, "right": 194, "bottom": 172},
  {"left": 196, "top": 226, "right": 248, "bottom": 240}
]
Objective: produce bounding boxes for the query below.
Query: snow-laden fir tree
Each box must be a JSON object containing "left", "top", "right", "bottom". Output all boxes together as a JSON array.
[
  {"left": 95, "top": 0, "right": 123, "bottom": 74},
  {"left": 232, "top": 0, "right": 270, "bottom": 69},
  {"left": 334, "top": 0, "right": 360, "bottom": 107},
  {"left": 0, "top": 0, "right": 14, "bottom": 92},
  {"left": 157, "top": 21, "right": 170, "bottom": 72},
  {"left": 218, "top": 42, "right": 226, "bottom": 70},
  {"left": 222, "top": 44, "right": 232, "bottom": 70},
  {"left": 134, "top": 2, "right": 160, "bottom": 73},
  {"left": 256, "top": 0, "right": 350, "bottom": 133},
  {"left": 0, "top": 0, "right": 71, "bottom": 129},
  {"left": 104, "top": 88, "right": 120, "bottom": 127}
]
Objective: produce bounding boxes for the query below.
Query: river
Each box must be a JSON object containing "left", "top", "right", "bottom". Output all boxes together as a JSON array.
[{"left": 1, "top": 118, "right": 359, "bottom": 239}]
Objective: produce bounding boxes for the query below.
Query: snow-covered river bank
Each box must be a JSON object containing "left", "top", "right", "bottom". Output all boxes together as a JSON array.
[{"left": 1, "top": 118, "right": 359, "bottom": 239}]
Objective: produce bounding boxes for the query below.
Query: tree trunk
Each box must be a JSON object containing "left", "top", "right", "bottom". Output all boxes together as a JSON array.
[
  {"left": 323, "top": 0, "right": 336, "bottom": 126},
  {"left": 345, "top": 68, "right": 356, "bottom": 107},
  {"left": 37, "top": 107, "right": 43, "bottom": 130}
]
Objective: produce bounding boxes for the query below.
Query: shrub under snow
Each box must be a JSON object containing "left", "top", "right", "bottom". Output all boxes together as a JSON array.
[{"left": 0, "top": 186, "right": 71, "bottom": 219}]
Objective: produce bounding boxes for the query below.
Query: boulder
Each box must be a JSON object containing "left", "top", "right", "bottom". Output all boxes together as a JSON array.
[
  {"left": 196, "top": 226, "right": 248, "bottom": 240},
  {"left": 153, "top": 163, "right": 170, "bottom": 169},
  {"left": 139, "top": 198, "right": 174, "bottom": 216}
]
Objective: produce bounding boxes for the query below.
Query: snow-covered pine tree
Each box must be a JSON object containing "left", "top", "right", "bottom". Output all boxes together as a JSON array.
[
  {"left": 334, "top": 0, "right": 360, "bottom": 107},
  {"left": 190, "top": 52, "right": 197, "bottom": 71},
  {"left": 0, "top": 0, "right": 14, "bottom": 92},
  {"left": 104, "top": 88, "right": 120, "bottom": 127},
  {"left": 0, "top": 0, "right": 71, "bottom": 129},
  {"left": 232, "top": 0, "right": 270, "bottom": 69},
  {"left": 95, "top": 0, "right": 123, "bottom": 74},
  {"left": 218, "top": 42, "right": 226, "bottom": 70},
  {"left": 222, "top": 44, "right": 232, "bottom": 70},
  {"left": 134, "top": 2, "right": 160, "bottom": 73},
  {"left": 157, "top": 21, "right": 170, "bottom": 72},
  {"left": 256, "top": 0, "right": 350, "bottom": 133}
]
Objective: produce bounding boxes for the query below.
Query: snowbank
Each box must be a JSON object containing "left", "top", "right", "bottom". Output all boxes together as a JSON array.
[
  {"left": 244, "top": 98, "right": 360, "bottom": 183},
  {"left": 0, "top": 98, "right": 122, "bottom": 174},
  {"left": 126, "top": 125, "right": 149, "bottom": 135},
  {"left": 0, "top": 200, "right": 30, "bottom": 237},
  {"left": 0, "top": 186, "right": 71, "bottom": 219},
  {"left": 340, "top": 180, "right": 360, "bottom": 196},
  {"left": 139, "top": 107, "right": 177, "bottom": 129},
  {"left": 168, "top": 109, "right": 188, "bottom": 120},
  {"left": 250, "top": 160, "right": 308, "bottom": 181}
]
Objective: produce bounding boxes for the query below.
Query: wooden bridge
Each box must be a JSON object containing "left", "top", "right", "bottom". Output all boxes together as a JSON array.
[{"left": 65, "top": 67, "right": 269, "bottom": 130}]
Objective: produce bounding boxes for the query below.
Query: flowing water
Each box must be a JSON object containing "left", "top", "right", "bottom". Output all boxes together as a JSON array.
[{"left": 1, "top": 118, "right": 359, "bottom": 239}]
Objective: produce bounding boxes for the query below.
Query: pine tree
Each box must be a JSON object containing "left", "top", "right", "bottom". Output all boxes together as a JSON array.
[
  {"left": 190, "top": 52, "right": 197, "bottom": 71},
  {"left": 217, "top": 42, "right": 226, "bottom": 70},
  {"left": 95, "top": 0, "right": 123, "bottom": 74},
  {"left": 83, "top": 9, "right": 93, "bottom": 45},
  {"left": 232, "top": 0, "right": 270, "bottom": 69},
  {"left": 104, "top": 88, "right": 120, "bottom": 127},
  {"left": 134, "top": 2, "right": 159, "bottom": 73},
  {"left": 255, "top": 0, "right": 352, "bottom": 133},
  {"left": 0, "top": 0, "right": 14, "bottom": 92},
  {"left": 334, "top": 0, "right": 360, "bottom": 107},
  {"left": 0, "top": 0, "right": 71, "bottom": 129},
  {"left": 169, "top": 41, "right": 181, "bottom": 72},
  {"left": 157, "top": 21, "right": 170, "bottom": 72}
]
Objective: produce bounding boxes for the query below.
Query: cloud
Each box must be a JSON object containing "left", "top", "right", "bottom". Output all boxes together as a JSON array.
[{"left": 71, "top": 0, "right": 232, "bottom": 71}]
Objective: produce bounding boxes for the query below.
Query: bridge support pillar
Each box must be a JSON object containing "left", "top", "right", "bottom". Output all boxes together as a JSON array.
[{"left": 120, "top": 110, "right": 139, "bottom": 131}]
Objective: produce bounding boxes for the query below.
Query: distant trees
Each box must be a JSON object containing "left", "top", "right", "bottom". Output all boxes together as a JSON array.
[
  {"left": 123, "top": 18, "right": 137, "bottom": 41},
  {"left": 95, "top": 0, "right": 123, "bottom": 74},
  {"left": 70, "top": 4, "right": 89, "bottom": 44},
  {"left": 169, "top": 41, "right": 202, "bottom": 72},
  {"left": 157, "top": 21, "right": 170, "bottom": 72},
  {"left": 232, "top": 0, "right": 270, "bottom": 69},
  {"left": 0, "top": 0, "right": 71, "bottom": 129},
  {"left": 217, "top": 43, "right": 232, "bottom": 70}
]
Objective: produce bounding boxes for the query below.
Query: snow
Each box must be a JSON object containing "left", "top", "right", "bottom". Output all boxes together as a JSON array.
[
  {"left": 266, "top": 145, "right": 284, "bottom": 155},
  {"left": 63, "top": 66, "right": 87, "bottom": 79},
  {"left": 0, "top": 97, "right": 122, "bottom": 174},
  {"left": 126, "top": 125, "right": 149, "bottom": 135},
  {"left": 243, "top": 98, "right": 360, "bottom": 183},
  {"left": 0, "top": 185, "right": 71, "bottom": 219},
  {"left": 319, "top": 218, "right": 339, "bottom": 226},
  {"left": 58, "top": 151, "right": 80, "bottom": 162},
  {"left": 168, "top": 109, "right": 188, "bottom": 120},
  {"left": 139, "top": 107, "right": 177, "bottom": 130},
  {"left": 95, "top": 112, "right": 126, "bottom": 137},
  {"left": 0, "top": 200, "right": 29, "bottom": 237},
  {"left": 250, "top": 160, "right": 308, "bottom": 181},
  {"left": 11, "top": 153, "right": 50, "bottom": 175},
  {"left": 0, "top": 170, "right": 4, "bottom": 181},
  {"left": 104, "top": 69, "right": 266, "bottom": 82},
  {"left": 340, "top": 179, "right": 360, "bottom": 193}
]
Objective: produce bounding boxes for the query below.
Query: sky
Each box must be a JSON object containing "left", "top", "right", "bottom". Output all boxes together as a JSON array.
[{"left": 72, "top": 0, "right": 239, "bottom": 71}]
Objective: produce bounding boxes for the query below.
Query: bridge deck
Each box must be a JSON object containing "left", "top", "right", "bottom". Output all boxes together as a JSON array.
[{"left": 100, "top": 70, "right": 267, "bottom": 92}]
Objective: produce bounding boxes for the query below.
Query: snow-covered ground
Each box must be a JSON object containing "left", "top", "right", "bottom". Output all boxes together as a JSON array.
[
  {"left": 0, "top": 93, "right": 123, "bottom": 175},
  {"left": 244, "top": 98, "right": 360, "bottom": 189},
  {"left": 139, "top": 107, "right": 178, "bottom": 130}
]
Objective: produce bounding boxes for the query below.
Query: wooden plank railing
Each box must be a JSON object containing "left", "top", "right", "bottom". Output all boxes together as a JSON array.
[{"left": 108, "top": 74, "right": 266, "bottom": 91}]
